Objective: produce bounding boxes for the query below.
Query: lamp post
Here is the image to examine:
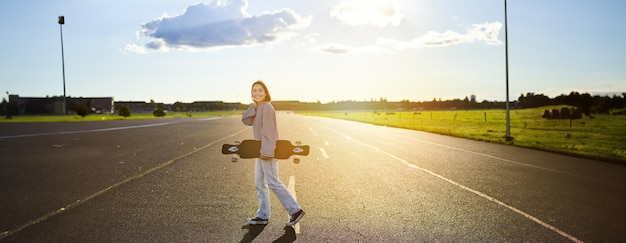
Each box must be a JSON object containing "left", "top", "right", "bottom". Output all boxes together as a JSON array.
[
  {"left": 504, "top": 0, "right": 513, "bottom": 141},
  {"left": 58, "top": 16, "right": 67, "bottom": 115}
]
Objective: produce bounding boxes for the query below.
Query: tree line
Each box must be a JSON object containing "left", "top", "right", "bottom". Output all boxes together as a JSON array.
[
  {"left": 271, "top": 92, "right": 625, "bottom": 114},
  {"left": 517, "top": 92, "right": 626, "bottom": 116}
]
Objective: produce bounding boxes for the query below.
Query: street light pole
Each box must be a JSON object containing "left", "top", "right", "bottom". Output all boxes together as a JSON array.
[
  {"left": 58, "top": 16, "right": 67, "bottom": 115},
  {"left": 504, "top": 0, "right": 513, "bottom": 141}
]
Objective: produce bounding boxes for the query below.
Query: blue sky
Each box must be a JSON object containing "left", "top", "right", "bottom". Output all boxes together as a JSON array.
[{"left": 1, "top": 0, "right": 624, "bottom": 104}]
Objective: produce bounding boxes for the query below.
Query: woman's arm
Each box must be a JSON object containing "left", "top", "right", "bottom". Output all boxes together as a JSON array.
[
  {"left": 259, "top": 103, "right": 278, "bottom": 158},
  {"left": 241, "top": 104, "right": 256, "bottom": 126}
]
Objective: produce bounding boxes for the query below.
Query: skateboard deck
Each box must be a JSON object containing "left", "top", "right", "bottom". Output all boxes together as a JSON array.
[{"left": 221, "top": 140, "right": 310, "bottom": 160}]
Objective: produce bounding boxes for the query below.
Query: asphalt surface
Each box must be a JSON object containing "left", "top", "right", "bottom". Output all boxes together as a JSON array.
[{"left": 0, "top": 113, "right": 625, "bottom": 242}]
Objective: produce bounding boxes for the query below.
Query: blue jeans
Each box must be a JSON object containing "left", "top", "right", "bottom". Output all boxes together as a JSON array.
[{"left": 255, "top": 158, "right": 301, "bottom": 219}]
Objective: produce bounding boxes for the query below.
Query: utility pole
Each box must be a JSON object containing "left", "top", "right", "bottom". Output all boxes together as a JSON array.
[
  {"left": 58, "top": 16, "right": 67, "bottom": 115},
  {"left": 504, "top": 0, "right": 513, "bottom": 141}
]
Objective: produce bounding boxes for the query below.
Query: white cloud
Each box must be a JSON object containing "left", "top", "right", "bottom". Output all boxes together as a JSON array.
[
  {"left": 330, "top": 1, "right": 404, "bottom": 27},
  {"left": 415, "top": 30, "right": 467, "bottom": 47},
  {"left": 122, "top": 44, "right": 147, "bottom": 54},
  {"left": 318, "top": 21, "right": 503, "bottom": 54},
  {"left": 380, "top": 21, "right": 503, "bottom": 49},
  {"left": 425, "top": 22, "right": 503, "bottom": 47},
  {"left": 466, "top": 22, "right": 503, "bottom": 45},
  {"left": 129, "top": 0, "right": 311, "bottom": 52},
  {"left": 316, "top": 43, "right": 390, "bottom": 55},
  {"left": 319, "top": 44, "right": 351, "bottom": 54}
]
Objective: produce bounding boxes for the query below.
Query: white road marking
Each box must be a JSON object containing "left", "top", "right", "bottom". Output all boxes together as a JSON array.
[
  {"left": 319, "top": 147, "right": 330, "bottom": 159},
  {"left": 324, "top": 126, "right": 583, "bottom": 243},
  {"left": 0, "top": 127, "right": 248, "bottom": 240},
  {"left": 392, "top": 133, "right": 608, "bottom": 184},
  {"left": 197, "top": 117, "right": 222, "bottom": 121},
  {"left": 0, "top": 117, "right": 223, "bottom": 139},
  {"left": 0, "top": 122, "right": 176, "bottom": 139},
  {"left": 287, "top": 176, "right": 301, "bottom": 234},
  {"left": 309, "top": 128, "right": 318, "bottom": 136}
]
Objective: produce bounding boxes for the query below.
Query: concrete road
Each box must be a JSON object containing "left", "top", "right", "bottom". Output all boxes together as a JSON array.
[{"left": 1, "top": 113, "right": 625, "bottom": 242}]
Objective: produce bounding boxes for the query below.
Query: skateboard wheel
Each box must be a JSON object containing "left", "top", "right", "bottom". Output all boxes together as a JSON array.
[
  {"left": 295, "top": 141, "right": 301, "bottom": 145},
  {"left": 231, "top": 157, "right": 238, "bottom": 162},
  {"left": 293, "top": 158, "right": 300, "bottom": 164},
  {"left": 234, "top": 141, "right": 241, "bottom": 145}
]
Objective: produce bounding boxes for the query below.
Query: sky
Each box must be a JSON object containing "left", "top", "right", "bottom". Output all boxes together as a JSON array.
[{"left": 1, "top": 0, "right": 625, "bottom": 104}]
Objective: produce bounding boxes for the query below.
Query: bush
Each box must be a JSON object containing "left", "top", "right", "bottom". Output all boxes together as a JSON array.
[
  {"left": 118, "top": 106, "right": 131, "bottom": 118},
  {"left": 153, "top": 109, "right": 166, "bottom": 117},
  {"left": 74, "top": 104, "right": 89, "bottom": 117}
]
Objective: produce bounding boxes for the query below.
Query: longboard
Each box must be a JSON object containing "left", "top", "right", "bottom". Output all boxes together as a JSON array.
[{"left": 221, "top": 140, "right": 310, "bottom": 162}]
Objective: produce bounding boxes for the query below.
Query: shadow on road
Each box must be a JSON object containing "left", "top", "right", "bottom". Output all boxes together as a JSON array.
[
  {"left": 273, "top": 226, "right": 296, "bottom": 243},
  {"left": 240, "top": 224, "right": 266, "bottom": 243},
  {"left": 239, "top": 225, "right": 296, "bottom": 243}
]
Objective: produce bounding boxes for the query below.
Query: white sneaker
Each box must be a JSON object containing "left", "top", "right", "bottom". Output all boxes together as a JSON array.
[
  {"left": 286, "top": 209, "right": 305, "bottom": 227},
  {"left": 247, "top": 217, "right": 268, "bottom": 225}
]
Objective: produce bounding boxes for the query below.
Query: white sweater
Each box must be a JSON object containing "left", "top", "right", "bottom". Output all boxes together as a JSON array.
[{"left": 241, "top": 102, "right": 279, "bottom": 158}]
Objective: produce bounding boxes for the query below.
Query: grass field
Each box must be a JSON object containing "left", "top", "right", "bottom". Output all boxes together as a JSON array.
[{"left": 301, "top": 106, "right": 626, "bottom": 164}]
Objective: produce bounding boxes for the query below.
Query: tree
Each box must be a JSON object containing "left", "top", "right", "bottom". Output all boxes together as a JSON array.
[
  {"left": 118, "top": 106, "right": 131, "bottom": 118},
  {"left": 172, "top": 101, "right": 185, "bottom": 112},
  {"left": 565, "top": 92, "right": 593, "bottom": 116},
  {"left": 1, "top": 98, "right": 10, "bottom": 119},
  {"left": 518, "top": 93, "right": 550, "bottom": 108}
]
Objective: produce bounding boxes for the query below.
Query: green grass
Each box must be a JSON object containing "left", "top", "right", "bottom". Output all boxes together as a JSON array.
[
  {"left": 301, "top": 106, "right": 626, "bottom": 164},
  {"left": 0, "top": 111, "right": 241, "bottom": 123}
]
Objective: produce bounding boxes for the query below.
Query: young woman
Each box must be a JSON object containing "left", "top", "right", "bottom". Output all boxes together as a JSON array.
[{"left": 241, "top": 80, "right": 305, "bottom": 226}]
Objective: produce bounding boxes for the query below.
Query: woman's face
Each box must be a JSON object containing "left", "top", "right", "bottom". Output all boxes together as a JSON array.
[{"left": 252, "top": 83, "right": 266, "bottom": 104}]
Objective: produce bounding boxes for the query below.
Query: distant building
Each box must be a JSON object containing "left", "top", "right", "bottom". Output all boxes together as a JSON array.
[
  {"left": 5, "top": 95, "right": 252, "bottom": 116},
  {"left": 76, "top": 97, "right": 115, "bottom": 114},
  {"left": 114, "top": 101, "right": 161, "bottom": 114},
  {"left": 8, "top": 95, "right": 114, "bottom": 115},
  {"left": 173, "top": 101, "right": 246, "bottom": 112}
]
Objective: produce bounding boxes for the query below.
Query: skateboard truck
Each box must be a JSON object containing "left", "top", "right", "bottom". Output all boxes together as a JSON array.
[
  {"left": 231, "top": 141, "right": 241, "bottom": 162},
  {"left": 293, "top": 141, "right": 302, "bottom": 163}
]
